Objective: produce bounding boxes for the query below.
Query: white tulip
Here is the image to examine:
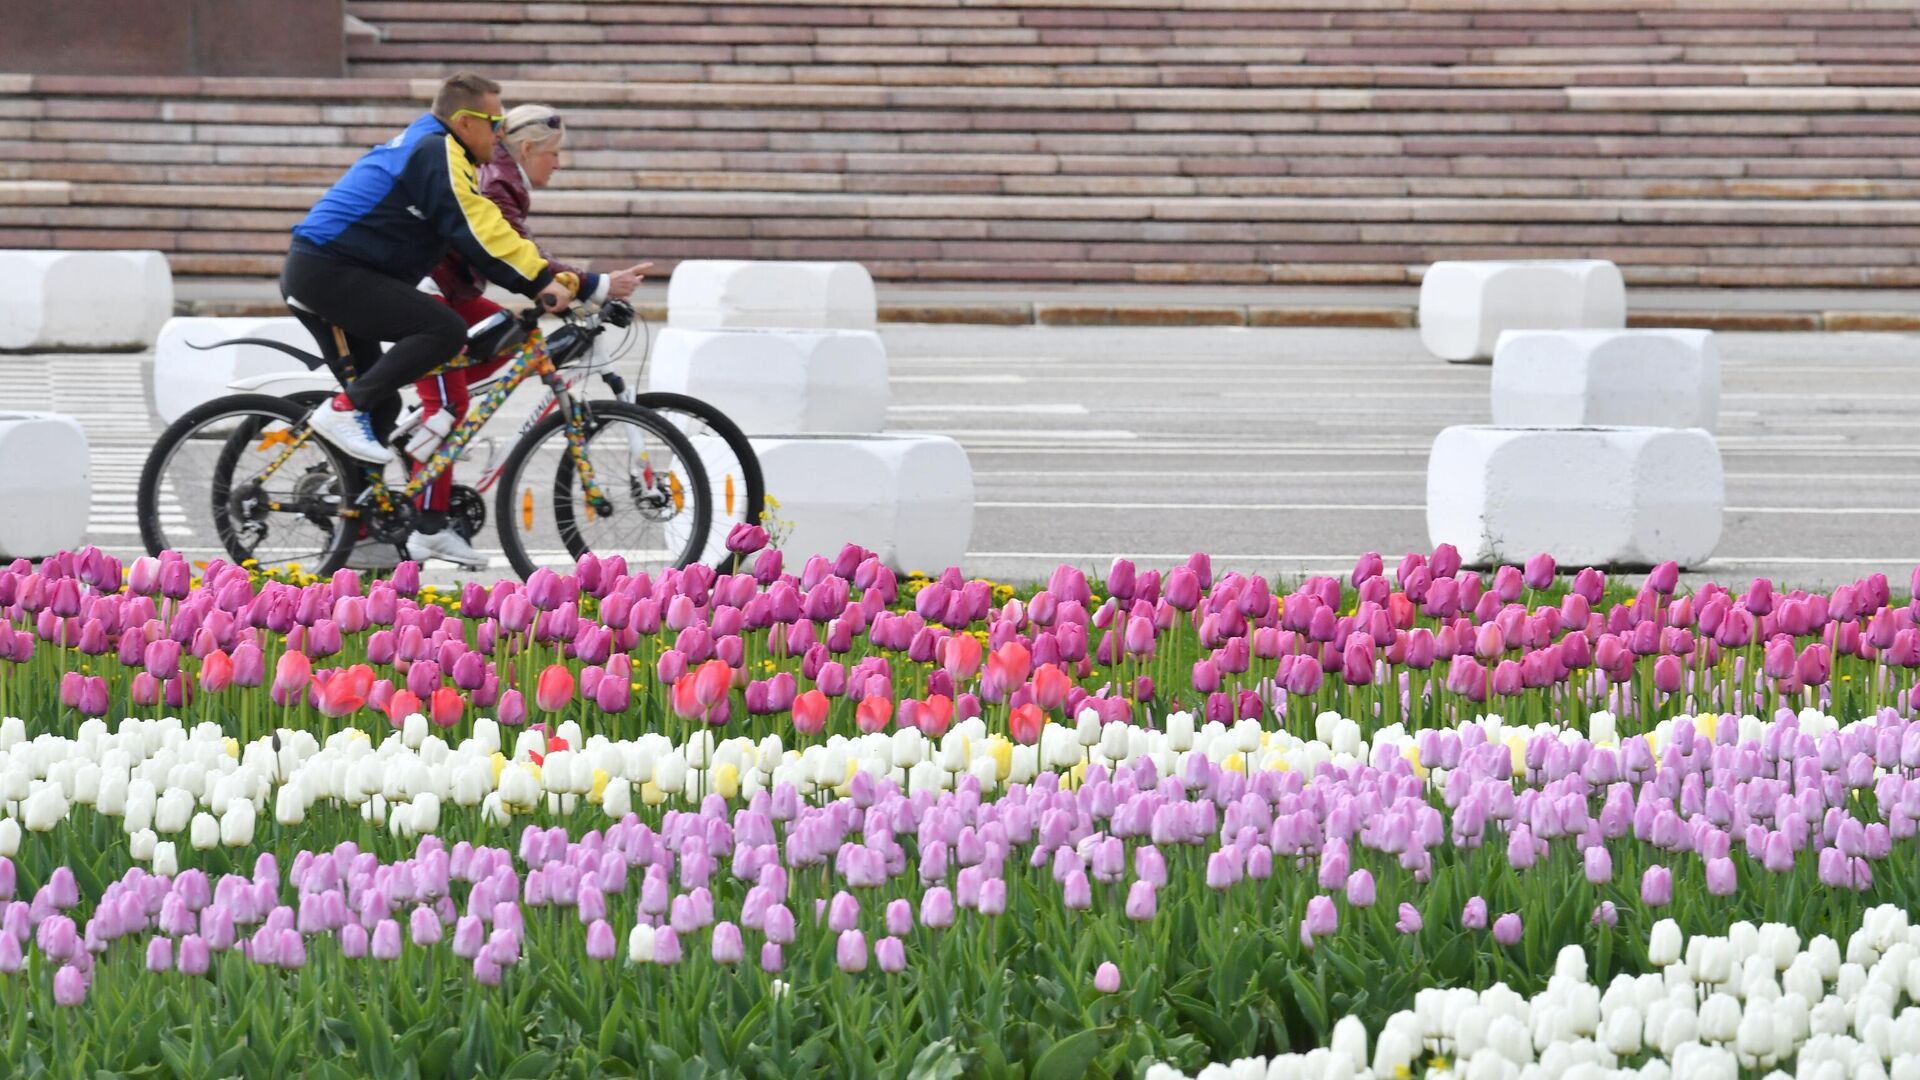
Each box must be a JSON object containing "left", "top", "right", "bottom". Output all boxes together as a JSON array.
[
  {"left": 602, "top": 778, "right": 631, "bottom": 819},
  {"left": 1698, "top": 993, "right": 1741, "bottom": 1043},
  {"left": 128, "top": 827, "right": 156, "bottom": 861},
  {"left": 1328, "top": 1015, "right": 1365, "bottom": 1072},
  {"left": 1603, "top": 1005, "right": 1643, "bottom": 1056},
  {"left": 360, "top": 794, "right": 387, "bottom": 827},
  {"left": 968, "top": 755, "right": 998, "bottom": 793},
  {"left": 95, "top": 771, "right": 128, "bottom": 816},
  {"left": 498, "top": 764, "right": 540, "bottom": 810},
  {"left": 0, "top": 816, "right": 17, "bottom": 857},
  {"left": 1649, "top": 919, "right": 1683, "bottom": 967},
  {"left": 411, "top": 793, "right": 440, "bottom": 834},
  {"left": 1554, "top": 945, "right": 1588, "bottom": 984},
  {"left": 274, "top": 784, "right": 304, "bottom": 827},
  {"left": 22, "top": 784, "right": 66, "bottom": 832},
  {"left": 628, "top": 924, "right": 655, "bottom": 963},
  {"left": 151, "top": 840, "right": 177, "bottom": 877},
  {"left": 1810, "top": 936, "right": 1842, "bottom": 981},
  {"left": 220, "top": 800, "right": 255, "bottom": 847},
  {"left": 1099, "top": 721, "right": 1130, "bottom": 763},
  {"left": 542, "top": 751, "right": 575, "bottom": 794},
  {"left": 187, "top": 811, "right": 218, "bottom": 851},
  {"left": 479, "top": 792, "right": 510, "bottom": 826},
  {"left": 1165, "top": 712, "right": 1194, "bottom": 751}
]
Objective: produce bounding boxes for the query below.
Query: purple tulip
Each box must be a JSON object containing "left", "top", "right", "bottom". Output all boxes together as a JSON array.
[
  {"left": 875, "top": 936, "right": 906, "bottom": 975},
  {"left": 835, "top": 929, "right": 867, "bottom": 974},
  {"left": 1492, "top": 913, "right": 1523, "bottom": 947},
  {"left": 711, "top": 921, "right": 744, "bottom": 965},
  {"left": 1301, "top": 895, "right": 1337, "bottom": 947},
  {"left": 1395, "top": 903, "right": 1423, "bottom": 935},
  {"left": 1641, "top": 865, "right": 1673, "bottom": 907},
  {"left": 1344, "top": 870, "right": 1376, "bottom": 908},
  {"left": 1124, "top": 881, "right": 1157, "bottom": 923},
  {"left": 1584, "top": 846, "right": 1612, "bottom": 885},
  {"left": 146, "top": 937, "right": 172, "bottom": 973},
  {"left": 1462, "top": 897, "right": 1488, "bottom": 930},
  {"left": 52, "top": 965, "right": 86, "bottom": 1007}
]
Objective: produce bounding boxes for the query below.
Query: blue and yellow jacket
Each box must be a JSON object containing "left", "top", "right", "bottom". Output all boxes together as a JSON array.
[{"left": 291, "top": 114, "right": 555, "bottom": 296}]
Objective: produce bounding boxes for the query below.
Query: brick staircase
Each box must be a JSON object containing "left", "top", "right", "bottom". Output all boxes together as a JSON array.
[{"left": 4, "top": 1, "right": 1920, "bottom": 287}]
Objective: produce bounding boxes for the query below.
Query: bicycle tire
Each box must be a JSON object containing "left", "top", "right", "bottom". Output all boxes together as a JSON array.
[
  {"left": 493, "top": 399, "right": 713, "bottom": 580},
  {"left": 138, "top": 393, "right": 360, "bottom": 575},
  {"left": 629, "top": 391, "right": 765, "bottom": 572}
]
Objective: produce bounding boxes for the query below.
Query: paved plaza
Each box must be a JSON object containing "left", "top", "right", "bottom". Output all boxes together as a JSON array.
[{"left": 6, "top": 322, "right": 1915, "bottom": 589}]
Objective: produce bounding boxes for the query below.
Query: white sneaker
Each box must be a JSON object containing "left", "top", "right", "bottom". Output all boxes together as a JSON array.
[
  {"left": 407, "top": 528, "right": 487, "bottom": 571},
  {"left": 308, "top": 399, "right": 395, "bottom": 464}
]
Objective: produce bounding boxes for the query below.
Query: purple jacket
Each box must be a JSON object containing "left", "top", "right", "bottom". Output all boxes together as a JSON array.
[{"left": 429, "top": 141, "right": 598, "bottom": 304}]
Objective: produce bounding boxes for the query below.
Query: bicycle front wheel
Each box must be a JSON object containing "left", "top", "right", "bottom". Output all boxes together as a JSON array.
[
  {"left": 494, "top": 400, "right": 712, "bottom": 580},
  {"left": 630, "top": 391, "right": 764, "bottom": 572},
  {"left": 137, "top": 393, "right": 359, "bottom": 576}
]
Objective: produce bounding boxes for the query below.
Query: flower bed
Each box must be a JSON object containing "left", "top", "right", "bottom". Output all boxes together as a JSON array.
[{"left": 0, "top": 542, "right": 1917, "bottom": 1075}]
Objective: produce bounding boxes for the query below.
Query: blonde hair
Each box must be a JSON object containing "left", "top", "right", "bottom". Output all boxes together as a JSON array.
[{"left": 503, "top": 104, "right": 565, "bottom": 157}]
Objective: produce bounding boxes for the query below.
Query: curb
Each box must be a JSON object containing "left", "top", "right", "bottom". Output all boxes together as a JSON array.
[{"left": 175, "top": 298, "right": 1920, "bottom": 333}]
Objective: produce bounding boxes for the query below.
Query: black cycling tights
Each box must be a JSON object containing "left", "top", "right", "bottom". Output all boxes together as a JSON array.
[{"left": 280, "top": 248, "right": 467, "bottom": 429}]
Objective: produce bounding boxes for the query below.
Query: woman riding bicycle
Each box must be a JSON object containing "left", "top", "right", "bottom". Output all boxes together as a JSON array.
[{"left": 406, "top": 103, "right": 651, "bottom": 569}]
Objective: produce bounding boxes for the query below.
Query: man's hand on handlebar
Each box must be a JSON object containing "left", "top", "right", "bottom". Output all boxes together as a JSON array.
[{"left": 536, "top": 278, "right": 576, "bottom": 313}]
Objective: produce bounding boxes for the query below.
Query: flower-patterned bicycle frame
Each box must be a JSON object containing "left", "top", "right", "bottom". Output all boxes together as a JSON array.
[{"left": 245, "top": 323, "right": 620, "bottom": 524}]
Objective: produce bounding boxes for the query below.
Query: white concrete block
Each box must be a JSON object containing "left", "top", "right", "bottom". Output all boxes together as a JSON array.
[
  {"left": 1492, "top": 329, "right": 1720, "bottom": 430},
  {"left": 750, "top": 434, "right": 973, "bottom": 574},
  {"left": 0, "top": 250, "right": 172, "bottom": 351},
  {"left": 1418, "top": 260, "right": 1626, "bottom": 362},
  {"left": 0, "top": 412, "right": 89, "bottom": 559},
  {"left": 153, "top": 316, "right": 318, "bottom": 424},
  {"left": 1426, "top": 425, "right": 1723, "bottom": 568},
  {"left": 648, "top": 327, "right": 888, "bottom": 434},
  {"left": 667, "top": 260, "right": 876, "bottom": 330}
]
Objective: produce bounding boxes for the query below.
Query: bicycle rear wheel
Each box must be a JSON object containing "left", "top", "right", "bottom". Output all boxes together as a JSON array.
[
  {"left": 629, "top": 391, "right": 764, "bottom": 572},
  {"left": 138, "top": 393, "right": 359, "bottom": 576},
  {"left": 494, "top": 400, "right": 712, "bottom": 580}
]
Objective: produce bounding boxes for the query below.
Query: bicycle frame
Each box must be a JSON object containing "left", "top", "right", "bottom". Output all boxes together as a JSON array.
[{"left": 243, "top": 325, "right": 619, "bottom": 524}]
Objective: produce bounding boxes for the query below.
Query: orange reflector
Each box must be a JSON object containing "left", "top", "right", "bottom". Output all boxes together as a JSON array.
[
  {"left": 725, "top": 474, "right": 735, "bottom": 516},
  {"left": 256, "top": 430, "right": 293, "bottom": 451},
  {"left": 520, "top": 487, "right": 533, "bottom": 530},
  {"left": 669, "top": 472, "right": 684, "bottom": 512}
]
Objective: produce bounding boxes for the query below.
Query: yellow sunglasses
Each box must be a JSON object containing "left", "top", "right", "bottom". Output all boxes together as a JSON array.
[{"left": 451, "top": 108, "right": 506, "bottom": 132}]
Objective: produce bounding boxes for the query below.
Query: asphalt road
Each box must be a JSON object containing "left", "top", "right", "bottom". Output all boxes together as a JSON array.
[
  {"left": 7, "top": 325, "right": 1916, "bottom": 591},
  {"left": 874, "top": 325, "right": 1920, "bottom": 591}
]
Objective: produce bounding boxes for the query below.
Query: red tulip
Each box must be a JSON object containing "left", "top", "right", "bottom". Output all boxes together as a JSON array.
[
  {"left": 693, "top": 659, "right": 731, "bottom": 708},
  {"left": 199, "top": 645, "right": 233, "bottom": 687},
  {"left": 271, "top": 650, "right": 311, "bottom": 705},
  {"left": 534, "top": 664, "right": 575, "bottom": 712},
  {"left": 1009, "top": 702, "right": 1045, "bottom": 745},
  {"left": 671, "top": 675, "right": 703, "bottom": 719},
  {"left": 1032, "top": 663, "right": 1071, "bottom": 710},
  {"left": 791, "top": 689, "right": 829, "bottom": 736},
  {"left": 385, "top": 689, "right": 422, "bottom": 726},
  {"left": 313, "top": 665, "right": 373, "bottom": 719},
  {"left": 430, "top": 686, "right": 464, "bottom": 729},
  {"left": 921, "top": 694, "right": 954, "bottom": 738},
  {"left": 855, "top": 695, "right": 892, "bottom": 734},
  {"left": 942, "top": 634, "right": 983, "bottom": 680}
]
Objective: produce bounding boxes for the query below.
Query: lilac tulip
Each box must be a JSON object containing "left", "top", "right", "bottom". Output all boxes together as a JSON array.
[
  {"left": 875, "top": 936, "right": 906, "bottom": 975},
  {"left": 1462, "top": 897, "right": 1488, "bottom": 930},
  {"left": 1395, "top": 904, "right": 1423, "bottom": 935},
  {"left": 1492, "top": 913, "right": 1523, "bottom": 947},
  {"left": 1641, "top": 866, "right": 1673, "bottom": 907},
  {"left": 835, "top": 930, "right": 867, "bottom": 974},
  {"left": 1301, "top": 895, "right": 1337, "bottom": 947},
  {"left": 1094, "top": 961, "right": 1122, "bottom": 994}
]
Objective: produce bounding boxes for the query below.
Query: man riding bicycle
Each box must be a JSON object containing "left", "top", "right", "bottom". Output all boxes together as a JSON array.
[{"left": 280, "top": 71, "right": 576, "bottom": 469}]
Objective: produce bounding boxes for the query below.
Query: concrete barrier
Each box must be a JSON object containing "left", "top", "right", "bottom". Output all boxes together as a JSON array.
[
  {"left": 0, "top": 250, "right": 173, "bottom": 351},
  {"left": 1491, "top": 328, "right": 1719, "bottom": 430},
  {"left": 1418, "top": 260, "right": 1626, "bottom": 362},
  {"left": 1426, "top": 425, "right": 1723, "bottom": 568},
  {"left": 749, "top": 434, "right": 973, "bottom": 573},
  {"left": 153, "top": 316, "right": 318, "bottom": 424},
  {"left": 0, "top": 412, "right": 89, "bottom": 558},
  {"left": 667, "top": 261, "right": 877, "bottom": 330},
  {"left": 648, "top": 328, "right": 888, "bottom": 434}
]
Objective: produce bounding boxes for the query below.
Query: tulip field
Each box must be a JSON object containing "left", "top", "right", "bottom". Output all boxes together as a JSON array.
[{"left": 4, "top": 536, "right": 1920, "bottom": 1078}]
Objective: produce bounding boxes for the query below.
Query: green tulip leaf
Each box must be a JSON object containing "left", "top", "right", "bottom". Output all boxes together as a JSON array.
[{"left": 1030, "top": 1027, "right": 1106, "bottom": 1080}]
